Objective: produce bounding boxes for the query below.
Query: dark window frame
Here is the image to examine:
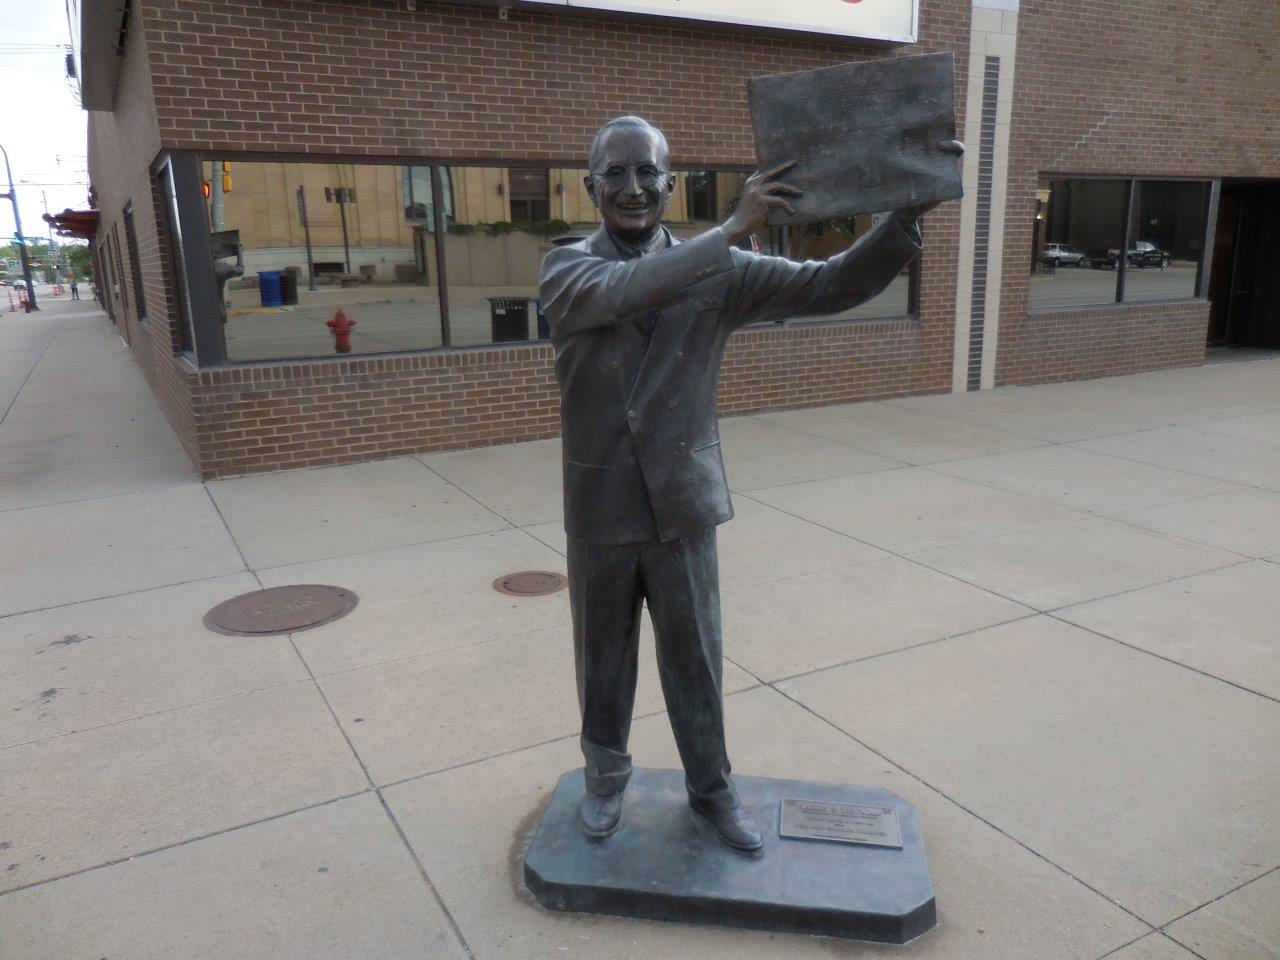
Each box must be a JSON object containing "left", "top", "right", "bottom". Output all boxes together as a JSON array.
[
  {"left": 110, "top": 223, "right": 128, "bottom": 314},
  {"left": 1032, "top": 174, "right": 1216, "bottom": 311},
  {"left": 122, "top": 201, "right": 148, "bottom": 323}
]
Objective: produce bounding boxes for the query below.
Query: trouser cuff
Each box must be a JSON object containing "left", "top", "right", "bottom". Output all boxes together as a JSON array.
[
  {"left": 581, "top": 737, "right": 632, "bottom": 797},
  {"left": 687, "top": 775, "right": 740, "bottom": 814}
]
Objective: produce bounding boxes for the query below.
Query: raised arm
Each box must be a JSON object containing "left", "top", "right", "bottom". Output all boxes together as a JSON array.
[
  {"left": 540, "top": 231, "right": 735, "bottom": 338},
  {"left": 722, "top": 141, "right": 961, "bottom": 327},
  {"left": 727, "top": 215, "right": 922, "bottom": 328}
]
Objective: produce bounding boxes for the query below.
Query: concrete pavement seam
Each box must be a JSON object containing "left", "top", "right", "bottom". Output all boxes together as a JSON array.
[
  {"left": 764, "top": 609, "right": 1042, "bottom": 686},
  {"left": 742, "top": 483, "right": 1270, "bottom": 709},
  {"left": 1058, "top": 439, "right": 1280, "bottom": 498},
  {"left": 411, "top": 453, "right": 521, "bottom": 529},
  {"left": 1156, "top": 861, "right": 1280, "bottom": 943},
  {"left": 1043, "top": 610, "right": 1280, "bottom": 706},
  {"left": 1095, "top": 931, "right": 1156, "bottom": 960},
  {"left": 0, "top": 327, "right": 58, "bottom": 428},
  {"left": 201, "top": 483, "right": 258, "bottom": 583},
  {"left": 373, "top": 683, "right": 769, "bottom": 793},
  {"left": 721, "top": 640, "right": 1164, "bottom": 937},
  {"left": 734, "top": 487, "right": 1041, "bottom": 610},
  {"left": 761, "top": 679, "right": 1161, "bottom": 937},
  {"left": 247, "top": 521, "right": 516, "bottom": 577},
  {"left": 286, "top": 633, "right": 477, "bottom": 959},
  {"left": 0, "top": 789, "right": 373, "bottom": 900},
  {"left": 0, "top": 571, "right": 254, "bottom": 622},
  {"left": 0, "top": 675, "right": 317, "bottom": 753},
  {"left": 0, "top": 475, "right": 199, "bottom": 517},
  {"left": 307, "top": 620, "right": 572, "bottom": 682}
]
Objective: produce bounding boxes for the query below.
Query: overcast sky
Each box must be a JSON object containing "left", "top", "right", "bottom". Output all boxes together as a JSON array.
[{"left": 0, "top": 0, "right": 89, "bottom": 244}]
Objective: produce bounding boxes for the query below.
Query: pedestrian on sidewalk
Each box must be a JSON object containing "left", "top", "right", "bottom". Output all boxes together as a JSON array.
[{"left": 69, "top": 276, "right": 80, "bottom": 300}]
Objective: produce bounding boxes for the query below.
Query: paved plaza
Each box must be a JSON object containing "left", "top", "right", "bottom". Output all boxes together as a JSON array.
[{"left": 1, "top": 297, "right": 1278, "bottom": 959}]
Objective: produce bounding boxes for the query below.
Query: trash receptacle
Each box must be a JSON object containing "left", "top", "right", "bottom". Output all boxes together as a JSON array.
[
  {"left": 280, "top": 268, "right": 299, "bottom": 306},
  {"left": 488, "top": 297, "right": 530, "bottom": 342},
  {"left": 259, "top": 270, "right": 283, "bottom": 307}
]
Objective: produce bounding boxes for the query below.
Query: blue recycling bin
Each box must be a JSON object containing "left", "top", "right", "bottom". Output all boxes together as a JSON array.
[{"left": 258, "top": 270, "right": 283, "bottom": 307}]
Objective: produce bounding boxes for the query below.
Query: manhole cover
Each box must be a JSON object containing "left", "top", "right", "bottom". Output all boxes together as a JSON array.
[
  {"left": 493, "top": 571, "right": 568, "bottom": 596},
  {"left": 203, "top": 585, "right": 358, "bottom": 636}
]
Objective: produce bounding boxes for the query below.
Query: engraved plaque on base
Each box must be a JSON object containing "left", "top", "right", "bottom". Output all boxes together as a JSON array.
[
  {"left": 780, "top": 798, "right": 904, "bottom": 848},
  {"left": 747, "top": 52, "right": 962, "bottom": 225}
]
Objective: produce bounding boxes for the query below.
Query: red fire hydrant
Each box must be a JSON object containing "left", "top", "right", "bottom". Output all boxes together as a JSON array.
[{"left": 327, "top": 309, "right": 356, "bottom": 353}]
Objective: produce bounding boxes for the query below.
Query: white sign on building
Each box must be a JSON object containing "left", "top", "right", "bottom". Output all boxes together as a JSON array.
[{"left": 519, "top": 0, "right": 918, "bottom": 43}]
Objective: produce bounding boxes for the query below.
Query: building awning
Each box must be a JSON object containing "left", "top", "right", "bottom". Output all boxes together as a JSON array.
[
  {"left": 43, "top": 209, "right": 101, "bottom": 240},
  {"left": 78, "top": 0, "right": 131, "bottom": 110}
]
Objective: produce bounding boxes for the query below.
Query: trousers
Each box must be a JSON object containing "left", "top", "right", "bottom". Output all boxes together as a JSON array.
[{"left": 567, "top": 527, "right": 738, "bottom": 811}]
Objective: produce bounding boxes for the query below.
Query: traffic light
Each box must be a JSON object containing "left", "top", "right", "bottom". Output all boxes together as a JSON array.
[{"left": 221, "top": 161, "right": 232, "bottom": 194}]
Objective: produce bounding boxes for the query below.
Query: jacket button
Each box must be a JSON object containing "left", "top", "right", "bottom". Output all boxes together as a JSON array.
[
  {"left": 628, "top": 456, "right": 637, "bottom": 466},
  {"left": 667, "top": 400, "right": 677, "bottom": 410},
  {"left": 677, "top": 441, "right": 687, "bottom": 451},
  {"left": 627, "top": 410, "right": 637, "bottom": 419},
  {"left": 611, "top": 359, "right": 620, "bottom": 369},
  {"left": 675, "top": 351, "right": 684, "bottom": 361}
]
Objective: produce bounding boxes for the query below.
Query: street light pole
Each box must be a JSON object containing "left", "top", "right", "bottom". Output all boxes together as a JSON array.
[{"left": 0, "top": 142, "right": 39, "bottom": 311}]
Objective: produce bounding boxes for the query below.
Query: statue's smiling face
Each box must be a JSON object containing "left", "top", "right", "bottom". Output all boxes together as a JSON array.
[{"left": 587, "top": 126, "right": 674, "bottom": 244}]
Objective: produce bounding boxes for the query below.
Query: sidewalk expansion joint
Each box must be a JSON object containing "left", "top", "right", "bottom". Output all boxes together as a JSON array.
[
  {"left": 0, "top": 789, "right": 373, "bottom": 900},
  {"left": 287, "top": 634, "right": 477, "bottom": 959},
  {"left": 717, "top": 651, "right": 1161, "bottom": 938}
]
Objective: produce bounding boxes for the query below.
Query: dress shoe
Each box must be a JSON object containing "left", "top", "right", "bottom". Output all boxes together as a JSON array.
[
  {"left": 691, "top": 803, "right": 764, "bottom": 852},
  {"left": 578, "top": 791, "right": 623, "bottom": 840}
]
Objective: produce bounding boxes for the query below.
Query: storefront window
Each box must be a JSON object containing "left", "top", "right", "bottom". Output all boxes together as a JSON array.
[
  {"left": 172, "top": 154, "right": 923, "bottom": 362},
  {"left": 440, "top": 165, "right": 580, "bottom": 347},
  {"left": 1031, "top": 177, "right": 1210, "bottom": 309},
  {"left": 1030, "top": 179, "right": 1128, "bottom": 309},
  {"left": 208, "top": 159, "right": 444, "bottom": 360},
  {"left": 1123, "top": 180, "right": 1209, "bottom": 303},
  {"left": 772, "top": 215, "right": 914, "bottom": 322},
  {"left": 669, "top": 170, "right": 747, "bottom": 229}
]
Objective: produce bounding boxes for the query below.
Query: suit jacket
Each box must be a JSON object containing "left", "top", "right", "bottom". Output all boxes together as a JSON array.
[{"left": 539, "top": 219, "right": 922, "bottom": 545}]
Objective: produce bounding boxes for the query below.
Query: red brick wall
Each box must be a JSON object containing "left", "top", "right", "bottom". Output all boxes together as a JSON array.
[
  {"left": 190, "top": 317, "right": 946, "bottom": 479},
  {"left": 86, "top": 6, "right": 204, "bottom": 469},
  {"left": 140, "top": 0, "right": 969, "bottom": 166},
  {"left": 996, "top": 300, "right": 1209, "bottom": 386},
  {"left": 997, "top": 0, "right": 1280, "bottom": 384},
  {"left": 93, "top": 0, "right": 972, "bottom": 476}
]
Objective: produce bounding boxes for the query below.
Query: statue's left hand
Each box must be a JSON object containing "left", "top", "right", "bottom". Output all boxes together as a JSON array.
[{"left": 894, "top": 140, "right": 965, "bottom": 226}]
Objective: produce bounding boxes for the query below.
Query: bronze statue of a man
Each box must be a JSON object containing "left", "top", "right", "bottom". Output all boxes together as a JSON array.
[{"left": 540, "top": 115, "right": 934, "bottom": 851}]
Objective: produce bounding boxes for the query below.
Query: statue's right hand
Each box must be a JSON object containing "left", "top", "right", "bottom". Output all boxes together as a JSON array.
[{"left": 722, "top": 160, "right": 801, "bottom": 245}]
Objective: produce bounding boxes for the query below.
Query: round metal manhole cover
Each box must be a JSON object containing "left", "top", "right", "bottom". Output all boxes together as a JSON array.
[
  {"left": 203, "top": 585, "right": 358, "bottom": 636},
  {"left": 493, "top": 571, "right": 568, "bottom": 597}
]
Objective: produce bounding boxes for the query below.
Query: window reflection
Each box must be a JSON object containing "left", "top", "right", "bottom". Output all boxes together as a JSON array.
[
  {"left": 1030, "top": 179, "right": 1127, "bottom": 309},
  {"left": 1030, "top": 178, "right": 1208, "bottom": 309},
  {"left": 209, "top": 159, "right": 444, "bottom": 360},
  {"left": 441, "top": 165, "right": 588, "bottom": 346},
  {"left": 200, "top": 160, "right": 922, "bottom": 361},
  {"left": 1124, "top": 181, "right": 1208, "bottom": 303},
  {"left": 775, "top": 215, "right": 912, "bottom": 322}
]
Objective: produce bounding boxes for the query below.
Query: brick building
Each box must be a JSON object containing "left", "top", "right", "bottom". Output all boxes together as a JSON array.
[{"left": 68, "top": 0, "right": 1279, "bottom": 478}]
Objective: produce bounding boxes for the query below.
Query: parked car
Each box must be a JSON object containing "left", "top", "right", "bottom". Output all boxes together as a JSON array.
[
  {"left": 1090, "top": 240, "right": 1172, "bottom": 269},
  {"left": 1042, "top": 242, "right": 1086, "bottom": 267},
  {"left": 1127, "top": 241, "right": 1172, "bottom": 268}
]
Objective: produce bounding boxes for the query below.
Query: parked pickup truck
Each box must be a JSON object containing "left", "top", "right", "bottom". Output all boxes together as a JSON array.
[{"left": 1087, "top": 241, "right": 1172, "bottom": 269}]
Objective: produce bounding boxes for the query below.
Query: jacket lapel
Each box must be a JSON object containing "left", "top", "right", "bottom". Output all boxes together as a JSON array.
[{"left": 624, "top": 228, "right": 684, "bottom": 413}]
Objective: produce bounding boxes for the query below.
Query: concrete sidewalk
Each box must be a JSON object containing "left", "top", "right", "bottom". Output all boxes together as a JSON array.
[{"left": 2, "top": 298, "right": 1278, "bottom": 959}]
